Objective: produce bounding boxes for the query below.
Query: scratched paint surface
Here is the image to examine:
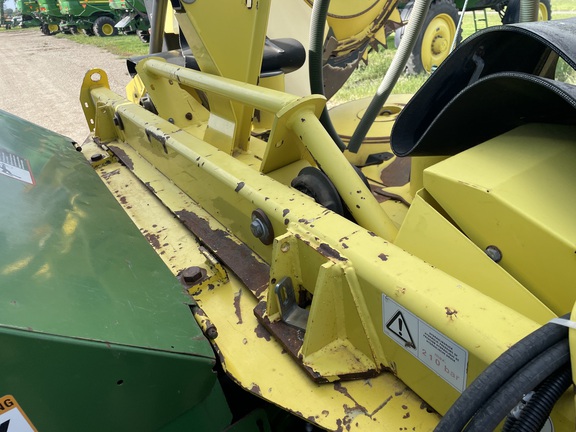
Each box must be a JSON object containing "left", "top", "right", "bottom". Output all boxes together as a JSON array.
[{"left": 91, "top": 137, "right": 442, "bottom": 431}]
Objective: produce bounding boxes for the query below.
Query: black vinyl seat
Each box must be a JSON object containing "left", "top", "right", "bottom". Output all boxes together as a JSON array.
[{"left": 127, "top": 37, "right": 306, "bottom": 78}]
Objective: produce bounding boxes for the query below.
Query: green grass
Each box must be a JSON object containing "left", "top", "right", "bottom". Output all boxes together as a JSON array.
[
  {"left": 332, "top": 5, "right": 576, "bottom": 104},
  {"left": 54, "top": 32, "right": 149, "bottom": 57}
]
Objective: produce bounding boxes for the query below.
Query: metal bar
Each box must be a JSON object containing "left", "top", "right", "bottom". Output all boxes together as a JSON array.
[
  {"left": 291, "top": 109, "right": 399, "bottom": 241},
  {"left": 141, "top": 59, "right": 300, "bottom": 114},
  {"left": 149, "top": 0, "right": 167, "bottom": 54}
]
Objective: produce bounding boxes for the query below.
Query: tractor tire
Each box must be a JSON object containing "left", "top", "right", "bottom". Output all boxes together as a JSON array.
[
  {"left": 502, "top": 0, "right": 552, "bottom": 24},
  {"left": 137, "top": 29, "right": 150, "bottom": 43},
  {"left": 92, "top": 16, "right": 118, "bottom": 37},
  {"left": 395, "top": 0, "right": 461, "bottom": 75},
  {"left": 82, "top": 28, "right": 95, "bottom": 36},
  {"left": 42, "top": 23, "right": 59, "bottom": 35}
]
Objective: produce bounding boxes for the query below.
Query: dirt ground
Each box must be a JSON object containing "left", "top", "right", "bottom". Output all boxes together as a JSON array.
[{"left": 0, "top": 28, "right": 134, "bottom": 144}]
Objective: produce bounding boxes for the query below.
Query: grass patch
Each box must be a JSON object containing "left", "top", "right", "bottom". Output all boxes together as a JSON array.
[
  {"left": 332, "top": 6, "right": 576, "bottom": 104},
  {"left": 54, "top": 32, "right": 149, "bottom": 58}
]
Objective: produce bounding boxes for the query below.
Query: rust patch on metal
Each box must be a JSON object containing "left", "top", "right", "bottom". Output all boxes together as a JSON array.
[
  {"left": 254, "top": 302, "right": 377, "bottom": 383},
  {"left": 250, "top": 383, "right": 262, "bottom": 395},
  {"left": 235, "top": 181, "right": 245, "bottom": 192},
  {"left": 254, "top": 322, "right": 272, "bottom": 341},
  {"left": 334, "top": 381, "right": 394, "bottom": 422},
  {"left": 445, "top": 307, "right": 458, "bottom": 319},
  {"left": 372, "top": 186, "right": 411, "bottom": 206},
  {"left": 101, "top": 168, "right": 120, "bottom": 180},
  {"left": 145, "top": 232, "right": 161, "bottom": 249},
  {"left": 378, "top": 253, "right": 388, "bottom": 261},
  {"left": 234, "top": 289, "right": 243, "bottom": 324},
  {"left": 175, "top": 209, "right": 269, "bottom": 299},
  {"left": 107, "top": 145, "right": 134, "bottom": 170},
  {"left": 380, "top": 156, "right": 411, "bottom": 187},
  {"left": 144, "top": 181, "right": 156, "bottom": 194},
  {"left": 119, "top": 196, "right": 128, "bottom": 205},
  {"left": 283, "top": 209, "right": 290, "bottom": 217},
  {"left": 318, "top": 243, "right": 347, "bottom": 262}
]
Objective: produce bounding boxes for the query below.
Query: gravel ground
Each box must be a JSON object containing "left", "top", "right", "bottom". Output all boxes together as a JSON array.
[{"left": 0, "top": 28, "right": 134, "bottom": 144}]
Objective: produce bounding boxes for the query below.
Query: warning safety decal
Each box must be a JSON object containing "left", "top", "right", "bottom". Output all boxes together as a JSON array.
[
  {"left": 0, "top": 148, "right": 35, "bottom": 185},
  {"left": 0, "top": 395, "right": 37, "bottom": 432},
  {"left": 383, "top": 295, "right": 468, "bottom": 392}
]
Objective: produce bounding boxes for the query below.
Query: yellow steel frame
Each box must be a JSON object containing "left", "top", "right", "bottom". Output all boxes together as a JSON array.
[
  {"left": 80, "top": 64, "right": 575, "bottom": 424},
  {"left": 78, "top": 0, "right": 576, "bottom": 429}
]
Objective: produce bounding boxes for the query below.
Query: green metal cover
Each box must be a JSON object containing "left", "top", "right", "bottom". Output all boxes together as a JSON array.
[{"left": 0, "top": 110, "right": 224, "bottom": 430}]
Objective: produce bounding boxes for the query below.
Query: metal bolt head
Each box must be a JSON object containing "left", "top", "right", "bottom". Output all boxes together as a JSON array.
[
  {"left": 250, "top": 218, "right": 265, "bottom": 238},
  {"left": 250, "top": 209, "right": 274, "bottom": 245},
  {"left": 485, "top": 245, "right": 502, "bottom": 263},
  {"left": 181, "top": 266, "right": 203, "bottom": 284},
  {"left": 90, "top": 153, "right": 104, "bottom": 162}
]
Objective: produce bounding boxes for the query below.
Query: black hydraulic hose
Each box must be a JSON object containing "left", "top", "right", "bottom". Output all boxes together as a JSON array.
[
  {"left": 434, "top": 316, "right": 569, "bottom": 432},
  {"left": 308, "top": 0, "right": 347, "bottom": 152},
  {"left": 463, "top": 340, "right": 570, "bottom": 432},
  {"left": 509, "top": 365, "right": 573, "bottom": 432}
]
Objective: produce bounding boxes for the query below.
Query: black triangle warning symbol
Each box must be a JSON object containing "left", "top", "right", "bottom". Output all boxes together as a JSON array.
[{"left": 386, "top": 310, "right": 416, "bottom": 349}]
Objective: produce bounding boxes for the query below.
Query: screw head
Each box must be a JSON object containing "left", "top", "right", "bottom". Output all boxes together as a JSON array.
[
  {"left": 485, "top": 245, "right": 502, "bottom": 263},
  {"left": 250, "top": 219, "right": 265, "bottom": 238}
]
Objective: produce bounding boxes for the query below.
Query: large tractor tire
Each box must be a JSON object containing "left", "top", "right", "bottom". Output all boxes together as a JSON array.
[
  {"left": 41, "top": 23, "right": 60, "bottom": 35},
  {"left": 92, "top": 16, "right": 118, "bottom": 37},
  {"left": 41, "top": 23, "right": 51, "bottom": 35},
  {"left": 82, "top": 28, "right": 95, "bottom": 36},
  {"left": 395, "top": 0, "right": 461, "bottom": 75},
  {"left": 502, "top": 0, "right": 552, "bottom": 24},
  {"left": 137, "top": 29, "right": 150, "bottom": 43}
]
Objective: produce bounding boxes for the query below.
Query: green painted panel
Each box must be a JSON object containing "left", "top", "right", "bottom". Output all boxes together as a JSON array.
[
  {"left": 0, "top": 327, "right": 222, "bottom": 431},
  {"left": 0, "top": 109, "right": 214, "bottom": 359}
]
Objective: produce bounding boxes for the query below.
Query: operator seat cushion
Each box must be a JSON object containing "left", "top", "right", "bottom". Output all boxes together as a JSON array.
[
  {"left": 391, "top": 18, "right": 576, "bottom": 157},
  {"left": 127, "top": 37, "right": 306, "bottom": 78}
]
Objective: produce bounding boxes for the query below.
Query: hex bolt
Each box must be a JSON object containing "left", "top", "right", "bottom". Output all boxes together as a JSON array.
[
  {"left": 485, "top": 245, "right": 502, "bottom": 263},
  {"left": 185, "top": 112, "right": 193, "bottom": 120},
  {"left": 181, "top": 266, "right": 203, "bottom": 284},
  {"left": 168, "top": 118, "right": 175, "bottom": 124},
  {"left": 250, "top": 218, "right": 266, "bottom": 238},
  {"left": 251, "top": 209, "right": 274, "bottom": 245}
]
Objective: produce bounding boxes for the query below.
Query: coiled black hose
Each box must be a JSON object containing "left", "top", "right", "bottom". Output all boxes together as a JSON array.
[
  {"left": 434, "top": 316, "right": 569, "bottom": 432},
  {"left": 463, "top": 339, "right": 570, "bottom": 431},
  {"left": 507, "top": 365, "right": 573, "bottom": 432}
]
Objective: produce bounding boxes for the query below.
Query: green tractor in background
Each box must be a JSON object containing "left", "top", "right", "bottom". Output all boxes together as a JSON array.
[
  {"left": 396, "top": 0, "right": 552, "bottom": 73},
  {"left": 12, "top": 0, "right": 42, "bottom": 28},
  {"left": 58, "top": 0, "right": 118, "bottom": 36},
  {"left": 109, "top": 0, "right": 150, "bottom": 42},
  {"left": 37, "top": 0, "right": 63, "bottom": 35}
]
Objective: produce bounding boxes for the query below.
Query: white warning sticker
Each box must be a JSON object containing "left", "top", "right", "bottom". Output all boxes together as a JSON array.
[
  {"left": 383, "top": 295, "right": 468, "bottom": 392},
  {"left": 0, "top": 149, "right": 35, "bottom": 185},
  {"left": 0, "top": 395, "right": 37, "bottom": 432}
]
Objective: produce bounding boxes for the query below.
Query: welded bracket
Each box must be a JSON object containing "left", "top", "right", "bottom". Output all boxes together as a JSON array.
[{"left": 275, "top": 277, "right": 309, "bottom": 330}]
